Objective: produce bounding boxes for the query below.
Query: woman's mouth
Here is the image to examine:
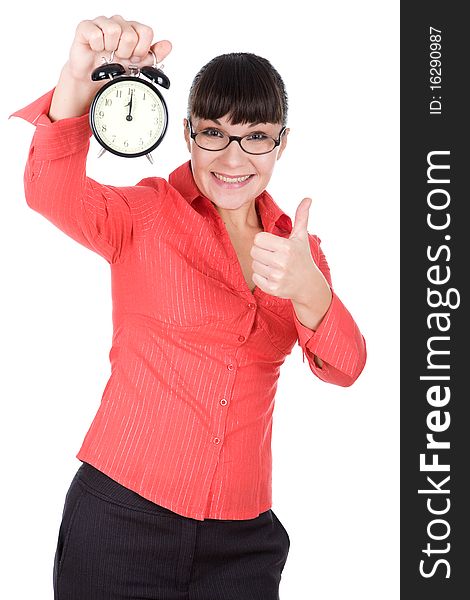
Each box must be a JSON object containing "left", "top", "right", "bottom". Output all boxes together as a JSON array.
[{"left": 211, "top": 171, "right": 255, "bottom": 187}]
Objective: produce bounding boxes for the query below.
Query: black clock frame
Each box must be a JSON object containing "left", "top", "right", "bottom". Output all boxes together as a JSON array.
[{"left": 89, "top": 76, "right": 169, "bottom": 158}]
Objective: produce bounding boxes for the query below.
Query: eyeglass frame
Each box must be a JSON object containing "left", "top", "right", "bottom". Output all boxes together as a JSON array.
[{"left": 187, "top": 119, "right": 287, "bottom": 155}]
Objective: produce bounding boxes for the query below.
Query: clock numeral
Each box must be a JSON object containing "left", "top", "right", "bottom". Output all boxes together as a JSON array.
[
  {"left": 116, "top": 90, "right": 122, "bottom": 98},
  {"left": 128, "top": 87, "right": 136, "bottom": 95},
  {"left": 139, "top": 138, "right": 144, "bottom": 146},
  {"left": 105, "top": 99, "right": 112, "bottom": 106},
  {"left": 99, "top": 110, "right": 105, "bottom": 118},
  {"left": 143, "top": 93, "right": 146, "bottom": 100},
  {"left": 123, "top": 140, "right": 129, "bottom": 147},
  {"left": 151, "top": 103, "right": 156, "bottom": 112},
  {"left": 101, "top": 124, "right": 107, "bottom": 132},
  {"left": 111, "top": 135, "right": 116, "bottom": 142}
]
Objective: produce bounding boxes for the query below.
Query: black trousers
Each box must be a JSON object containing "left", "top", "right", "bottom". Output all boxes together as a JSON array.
[{"left": 53, "top": 462, "right": 290, "bottom": 599}]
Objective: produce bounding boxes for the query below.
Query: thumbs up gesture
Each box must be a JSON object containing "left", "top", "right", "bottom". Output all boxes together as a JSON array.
[{"left": 250, "top": 197, "right": 332, "bottom": 326}]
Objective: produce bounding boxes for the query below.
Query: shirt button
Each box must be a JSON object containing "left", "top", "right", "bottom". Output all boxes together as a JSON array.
[
  {"left": 213, "top": 437, "right": 221, "bottom": 445},
  {"left": 247, "top": 303, "right": 256, "bottom": 310},
  {"left": 238, "top": 335, "right": 246, "bottom": 342},
  {"left": 227, "top": 363, "right": 234, "bottom": 371},
  {"left": 220, "top": 398, "right": 228, "bottom": 406}
]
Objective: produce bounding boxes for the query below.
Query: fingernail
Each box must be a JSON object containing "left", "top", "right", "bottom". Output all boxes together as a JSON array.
[{"left": 130, "top": 55, "right": 142, "bottom": 63}]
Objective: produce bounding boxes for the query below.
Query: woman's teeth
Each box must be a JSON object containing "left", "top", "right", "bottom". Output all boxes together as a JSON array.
[{"left": 213, "top": 172, "right": 252, "bottom": 183}]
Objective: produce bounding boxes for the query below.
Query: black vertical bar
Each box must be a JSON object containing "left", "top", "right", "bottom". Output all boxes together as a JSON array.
[{"left": 401, "top": 3, "right": 468, "bottom": 599}]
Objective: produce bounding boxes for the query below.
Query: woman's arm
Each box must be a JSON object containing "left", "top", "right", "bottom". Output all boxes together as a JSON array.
[
  {"left": 11, "top": 16, "right": 172, "bottom": 264},
  {"left": 292, "top": 235, "right": 367, "bottom": 387}
]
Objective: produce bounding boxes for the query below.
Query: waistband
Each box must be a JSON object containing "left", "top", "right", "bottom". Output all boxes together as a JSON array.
[
  {"left": 75, "top": 461, "right": 182, "bottom": 518},
  {"left": 75, "top": 460, "right": 271, "bottom": 523}
]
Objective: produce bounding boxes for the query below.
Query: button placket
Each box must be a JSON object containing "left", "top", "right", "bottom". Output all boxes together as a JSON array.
[{"left": 211, "top": 356, "right": 238, "bottom": 447}]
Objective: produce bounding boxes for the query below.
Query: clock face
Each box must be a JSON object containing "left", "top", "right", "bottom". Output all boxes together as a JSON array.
[{"left": 90, "top": 77, "right": 168, "bottom": 157}]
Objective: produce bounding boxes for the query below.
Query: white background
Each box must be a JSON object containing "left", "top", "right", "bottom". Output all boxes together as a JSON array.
[{"left": 0, "top": 1, "right": 399, "bottom": 598}]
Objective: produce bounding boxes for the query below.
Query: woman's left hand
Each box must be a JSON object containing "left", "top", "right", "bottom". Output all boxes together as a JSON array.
[{"left": 250, "top": 197, "right": 332, "bottom": 314}]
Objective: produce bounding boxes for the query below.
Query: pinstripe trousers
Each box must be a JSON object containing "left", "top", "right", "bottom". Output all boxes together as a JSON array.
[{"left": 53, "top": 462, "right": 290, "bottom": 599}]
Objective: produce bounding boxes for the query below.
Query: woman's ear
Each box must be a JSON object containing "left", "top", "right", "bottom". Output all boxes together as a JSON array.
[
  {"left": 183, "top": 118, "right": 191, "bottom": 153},
  {"left": 276, "top": 127, "right": 290, "bottom": 160}
]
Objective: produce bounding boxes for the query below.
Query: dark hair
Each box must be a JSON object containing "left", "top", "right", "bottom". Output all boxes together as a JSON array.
[{"left": 187, "top": 52, "right": 288, "bottom": 126}]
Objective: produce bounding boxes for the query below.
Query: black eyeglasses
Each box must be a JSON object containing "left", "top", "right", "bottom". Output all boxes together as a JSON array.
[{"left": 188, "top": 119, "right": 287, "bottom": 155}]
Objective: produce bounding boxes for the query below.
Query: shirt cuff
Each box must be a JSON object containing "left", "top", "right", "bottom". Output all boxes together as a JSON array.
[
  {"left": 10, "top": 88, "right": 93, "bottom": 160},
  {"left": 292, "top": 291, "right": 365, "bottom": 380}
]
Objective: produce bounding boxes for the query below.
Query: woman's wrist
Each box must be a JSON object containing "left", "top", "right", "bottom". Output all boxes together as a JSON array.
[{"left": 48, "top": 62, "right": 102, "bottom": 122}]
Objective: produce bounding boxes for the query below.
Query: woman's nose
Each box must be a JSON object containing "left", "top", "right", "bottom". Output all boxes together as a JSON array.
[{"left": 219, "top": 137, "right": 247, "bottom": 164}]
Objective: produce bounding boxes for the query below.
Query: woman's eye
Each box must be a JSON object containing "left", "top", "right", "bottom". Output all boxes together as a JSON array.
[
  {"left": 246, "top": 133, "right": 269, "bottom": 141},
  {"left": 201, "top": 128, "right": 224, "bottom": 138}
]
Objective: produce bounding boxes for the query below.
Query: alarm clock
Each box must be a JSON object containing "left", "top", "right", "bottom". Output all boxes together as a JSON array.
[{"left": 89, "top": 50, "right": 170, "bottom": 162}]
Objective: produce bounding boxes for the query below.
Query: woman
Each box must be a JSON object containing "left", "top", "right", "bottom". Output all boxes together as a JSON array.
[{"left": 12, "top": 14, "right": 366, "bottom": 600}]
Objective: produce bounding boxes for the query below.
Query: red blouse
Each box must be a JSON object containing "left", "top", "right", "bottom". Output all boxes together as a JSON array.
[{"left": 11, "top": 90, "right": 366, "bottom": 520}]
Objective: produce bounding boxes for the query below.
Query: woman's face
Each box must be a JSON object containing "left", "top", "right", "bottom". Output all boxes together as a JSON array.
[{"left": 183, "top": 114, "right": 289, "bottom": 212}]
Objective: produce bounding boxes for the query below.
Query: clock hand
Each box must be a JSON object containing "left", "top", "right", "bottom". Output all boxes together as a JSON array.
[{"left": 125, "top": 92, "right": 134, "bottom": 122}]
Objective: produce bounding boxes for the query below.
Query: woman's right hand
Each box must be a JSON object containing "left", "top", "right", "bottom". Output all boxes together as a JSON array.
[{"left": 49, "top": 15, "right": 172, "bottom": 121}]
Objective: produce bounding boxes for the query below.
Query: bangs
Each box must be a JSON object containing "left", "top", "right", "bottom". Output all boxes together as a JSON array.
[{"left": 188, "top": 53, "right": 288, "bottom": 126}]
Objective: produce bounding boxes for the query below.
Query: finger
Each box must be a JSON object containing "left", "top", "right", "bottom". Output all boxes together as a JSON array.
[
  {"left": 252, "top": 272, "right": 270, "bottom": 288},
  {"left": 150, "top": 39, "right": 173, "bottom": 64},
  {"left": 127, "top": 21, "right": 155, "bottom": 61},
  {"left": 290, "top": 197, "right": 311, "bottom": 239},
  {"left": 109, "top": 15, "right": 139, "bottom": 60},
  {"left": 89, "top": 16, "right": 122, "bottom": 53},
  {"left": 252, "top": 259, "right": 281, "bottom": 281},
  {"left": 250, "top": 244, "right": 284, "bottom": 269},
  {"left": 253, "top": 231, "right": 288, "bottom": 251},
  {"left": 76, "top": 18, "right": 106, "bottom": 53}
]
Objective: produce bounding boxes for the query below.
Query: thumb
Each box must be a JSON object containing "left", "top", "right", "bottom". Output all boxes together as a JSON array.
[
  {"left": 289, "top": 197, "right": 312, "bottom": 240},
  {"left": 149, "top": 40, "right": 173, "bottom": 64}
]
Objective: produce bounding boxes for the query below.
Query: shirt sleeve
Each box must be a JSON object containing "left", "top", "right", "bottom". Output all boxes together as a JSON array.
[
  {"left": 292, "top": 234, "right": 367, "bottom": 387},
  {"left": 10, "top": 89, "right": 167, "bottom": 264}
]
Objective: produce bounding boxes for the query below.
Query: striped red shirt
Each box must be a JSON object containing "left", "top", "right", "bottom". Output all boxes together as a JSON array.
[{"left": 12, "top": 90, "right": 366, "bottom": 520}]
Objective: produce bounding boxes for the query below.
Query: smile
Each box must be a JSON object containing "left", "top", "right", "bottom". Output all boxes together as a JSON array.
[{"left": 212, "top": 172, "right": 254, "bottom": 183}]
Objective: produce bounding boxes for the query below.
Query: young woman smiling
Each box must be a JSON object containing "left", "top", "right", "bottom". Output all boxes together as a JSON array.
[{"left": 12, "top": 14, "right": 366, "bottom": 600}]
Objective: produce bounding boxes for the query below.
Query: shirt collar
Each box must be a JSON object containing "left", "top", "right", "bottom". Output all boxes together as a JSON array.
[{"left": 168, "top": 160, "right": 293, "bottom": 235}]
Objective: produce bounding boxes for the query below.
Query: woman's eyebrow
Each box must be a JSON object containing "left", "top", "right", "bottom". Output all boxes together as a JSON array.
[{"left": 205, "top": 118, "right": 268, "bottom": 129}]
